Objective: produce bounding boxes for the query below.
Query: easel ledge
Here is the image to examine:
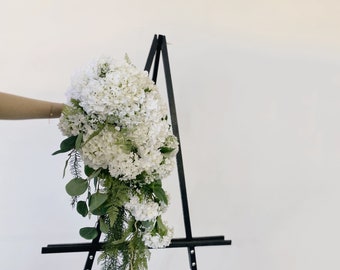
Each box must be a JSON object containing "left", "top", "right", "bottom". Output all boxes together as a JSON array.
[{"left": 42, "top": 236, "right": 231, "bottom": 254}]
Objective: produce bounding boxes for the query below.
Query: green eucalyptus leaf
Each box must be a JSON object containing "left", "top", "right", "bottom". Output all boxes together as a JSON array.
[
  {"left": 84, "top": 165, "right": 95, "bottom": 177},
  {"left": 87, "top": 169, "right": 101, "bottom": 180},
  {"left": 52, "top": 136, "right": 77, "bottom": 155},
  {"left": 99, "top": 218, "right": 110, "bottom": 234},
  {"left": 91, "top": 203, "right": 109, "bottom": 216},
  {"left": 76, "top": 201, "right": 88, "bottom": 217},
  {"left": 89, "top": 193, "right": 108, "bottom": 212},
  {"left": 65, "top": 178, "right": 88, "bottom": 196},
  {"left": 62, "top": 158, "right": 70, "bottom": 178},
  {"left": 152, "top": 181, "right": 168, "bottom": 205},
  {"left": 79, "top": 227, "right": 98, "bottom": 240},
  {"left": 153, "top": 187, "right": 168, "bottom": 204}
]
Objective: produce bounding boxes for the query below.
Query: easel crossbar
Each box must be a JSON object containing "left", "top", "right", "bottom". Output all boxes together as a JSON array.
[{"left": 42, "top": 236, "right": 231, "bottom": 254}]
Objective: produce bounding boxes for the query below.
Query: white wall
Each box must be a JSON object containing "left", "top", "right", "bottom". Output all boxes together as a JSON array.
[{"left": 1, "top": 1, "right": 340, "bottom": 269}]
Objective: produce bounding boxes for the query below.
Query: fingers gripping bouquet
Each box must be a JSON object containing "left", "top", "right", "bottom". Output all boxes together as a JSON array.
[{"left": 54, "top": 55, "right": 178, "bottom": 270}]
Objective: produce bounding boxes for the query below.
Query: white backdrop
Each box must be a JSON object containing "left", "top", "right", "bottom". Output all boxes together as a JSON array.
[{"left": 1, "top": 1, "right": 340, "bottom": 269}]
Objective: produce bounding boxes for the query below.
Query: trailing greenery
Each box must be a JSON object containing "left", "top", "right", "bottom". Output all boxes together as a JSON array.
[{"left": 54, "top": 135, "right": 170, "bottom": 269}]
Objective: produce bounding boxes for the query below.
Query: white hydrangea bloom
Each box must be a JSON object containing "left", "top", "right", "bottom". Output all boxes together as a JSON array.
[
  {"left": 58, "top": 111, "right": 99, "bottom": 137},
  {"left": 142, "top": 225, "right": 174, "bottom": 249},
  {"left": 60, "top": 56, "right": 178, "bottom": 212},
  {"left": 66, "top": 56, "right": 164, "bottom": 129},
  {"left": 108, "top": 152, "right": 144, "bottom": 180},
  {"left": 79, "top": 126, "right": 122, "bottom": 170},
  {"left": 125, "top": 196, "right": 160, "bottom": 221},
  {"left": 59, "top": 56, "right": 179, "bottom": 182}
]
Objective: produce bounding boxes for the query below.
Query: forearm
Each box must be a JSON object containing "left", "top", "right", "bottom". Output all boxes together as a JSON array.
[{"left": 0, "top": 92, "right": 63, "bottom": 120}]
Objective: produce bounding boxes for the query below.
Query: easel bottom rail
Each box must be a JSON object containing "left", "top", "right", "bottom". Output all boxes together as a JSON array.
[{"left": 42, "top": 235, "right": 232, "bottom": 254}]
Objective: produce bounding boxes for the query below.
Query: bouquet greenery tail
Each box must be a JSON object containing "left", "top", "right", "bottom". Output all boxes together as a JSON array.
[{"left": 53, "top": 55, "right": 178, "bottom": 270}]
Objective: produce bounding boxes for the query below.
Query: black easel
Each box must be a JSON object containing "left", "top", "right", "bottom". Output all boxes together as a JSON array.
[{"left": 42, "top": 34, "right": 231, "bottom": 270}]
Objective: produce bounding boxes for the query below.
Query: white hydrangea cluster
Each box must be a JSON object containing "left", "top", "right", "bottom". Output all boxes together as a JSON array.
[
  {"left": 125, "top": 195, "right": 173, "bottom": 248},
  {"left": 59, "top": 56, "right": 178, "bottom": 182},
  {"left": 58, "top": 108, "right": 99, "bottom": 137},
  {"left": 67, "top": 55, "right": 166, "bottom": 128},
  {"left": 142, "top": 226, "right": 174, "bottom": 249},
  {"left": 124, "top": 195, "right": 161, "bottom": 221}
]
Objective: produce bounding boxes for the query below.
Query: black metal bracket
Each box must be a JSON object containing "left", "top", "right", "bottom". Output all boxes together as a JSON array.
[{"left": 42, "top": 34, "right": 231, "bottom": 270}]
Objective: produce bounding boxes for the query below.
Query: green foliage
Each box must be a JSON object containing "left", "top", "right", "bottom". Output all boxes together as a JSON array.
[
  {"left": 159, "top": 146, "right": 175, "bottom": 154},
  {"left": 65, "top": 178, "right": 88, "bottom": 196},
  {"left": 55, "top": 126, "right": 172, "bottom": 270},
  {"left": 155, "top": 216, "right": 168, "bottom": 236},
  {"left": 128, "top": 233, "right": 150, "bottom": 270},
  {"left": 52, "top": 136, "right": 77, "bottom": 155},
  {"left": 75, "top": 132, "right": 83, "bottom": 150},
  {"left": 76, "top": 201, "right": 88, "bottom": 217},
  {"left": 100, "top": 208, "right": 128, "bottom": 269},
  {"left": 69, "top": 150, "right": 82, "bottom": 178},
  {"left": 62, "top": 157, "right": 69, "bottom": 178},
  {"left": 82, "top": 122, "right": 106, "bottom": 146},
  {"left": 79, "top": 227, "right": 98, "bottom": 240},
  {"left": 84, "top": 165, "right": 95, "bottom": 177},
  {"left": 120, "top": 139, "right": 138, "bottom": 154},
  {"left": 89, "top": 192, "right": 108, "bottom": 213},
  {"left": 105, "top": 178, "right": 130, "bottom": 206},
  {"left": 150, "top": 180, "right": 168, "bottom": 205},
  {"left": 107, "top": 206, "right": 119, "bottom": 227},
  {"left": 69, "top": 99, "right": 82, "bottom": 109},
  {"left": 100, "top": 217, "right": 110, "bottom": 234},
  {"left": 86, "top": 168, "right": 101, "bottom": 180},
  {"left": 62, "top": 167, "right": 168, "bottom": 269},
  {"left": 52, "top": 135, "right": 82, "bottom": 179},
  {"left": 141, "top": 220, "right": 154, "bottom": 230},
  {"left": 98, "top": 208, "right": 150, "bottom": 270}
]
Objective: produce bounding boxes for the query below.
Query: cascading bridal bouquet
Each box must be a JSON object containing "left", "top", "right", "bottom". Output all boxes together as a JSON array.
[{"left": 53, "top": 55, "right": 178, "bottom": 270}]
